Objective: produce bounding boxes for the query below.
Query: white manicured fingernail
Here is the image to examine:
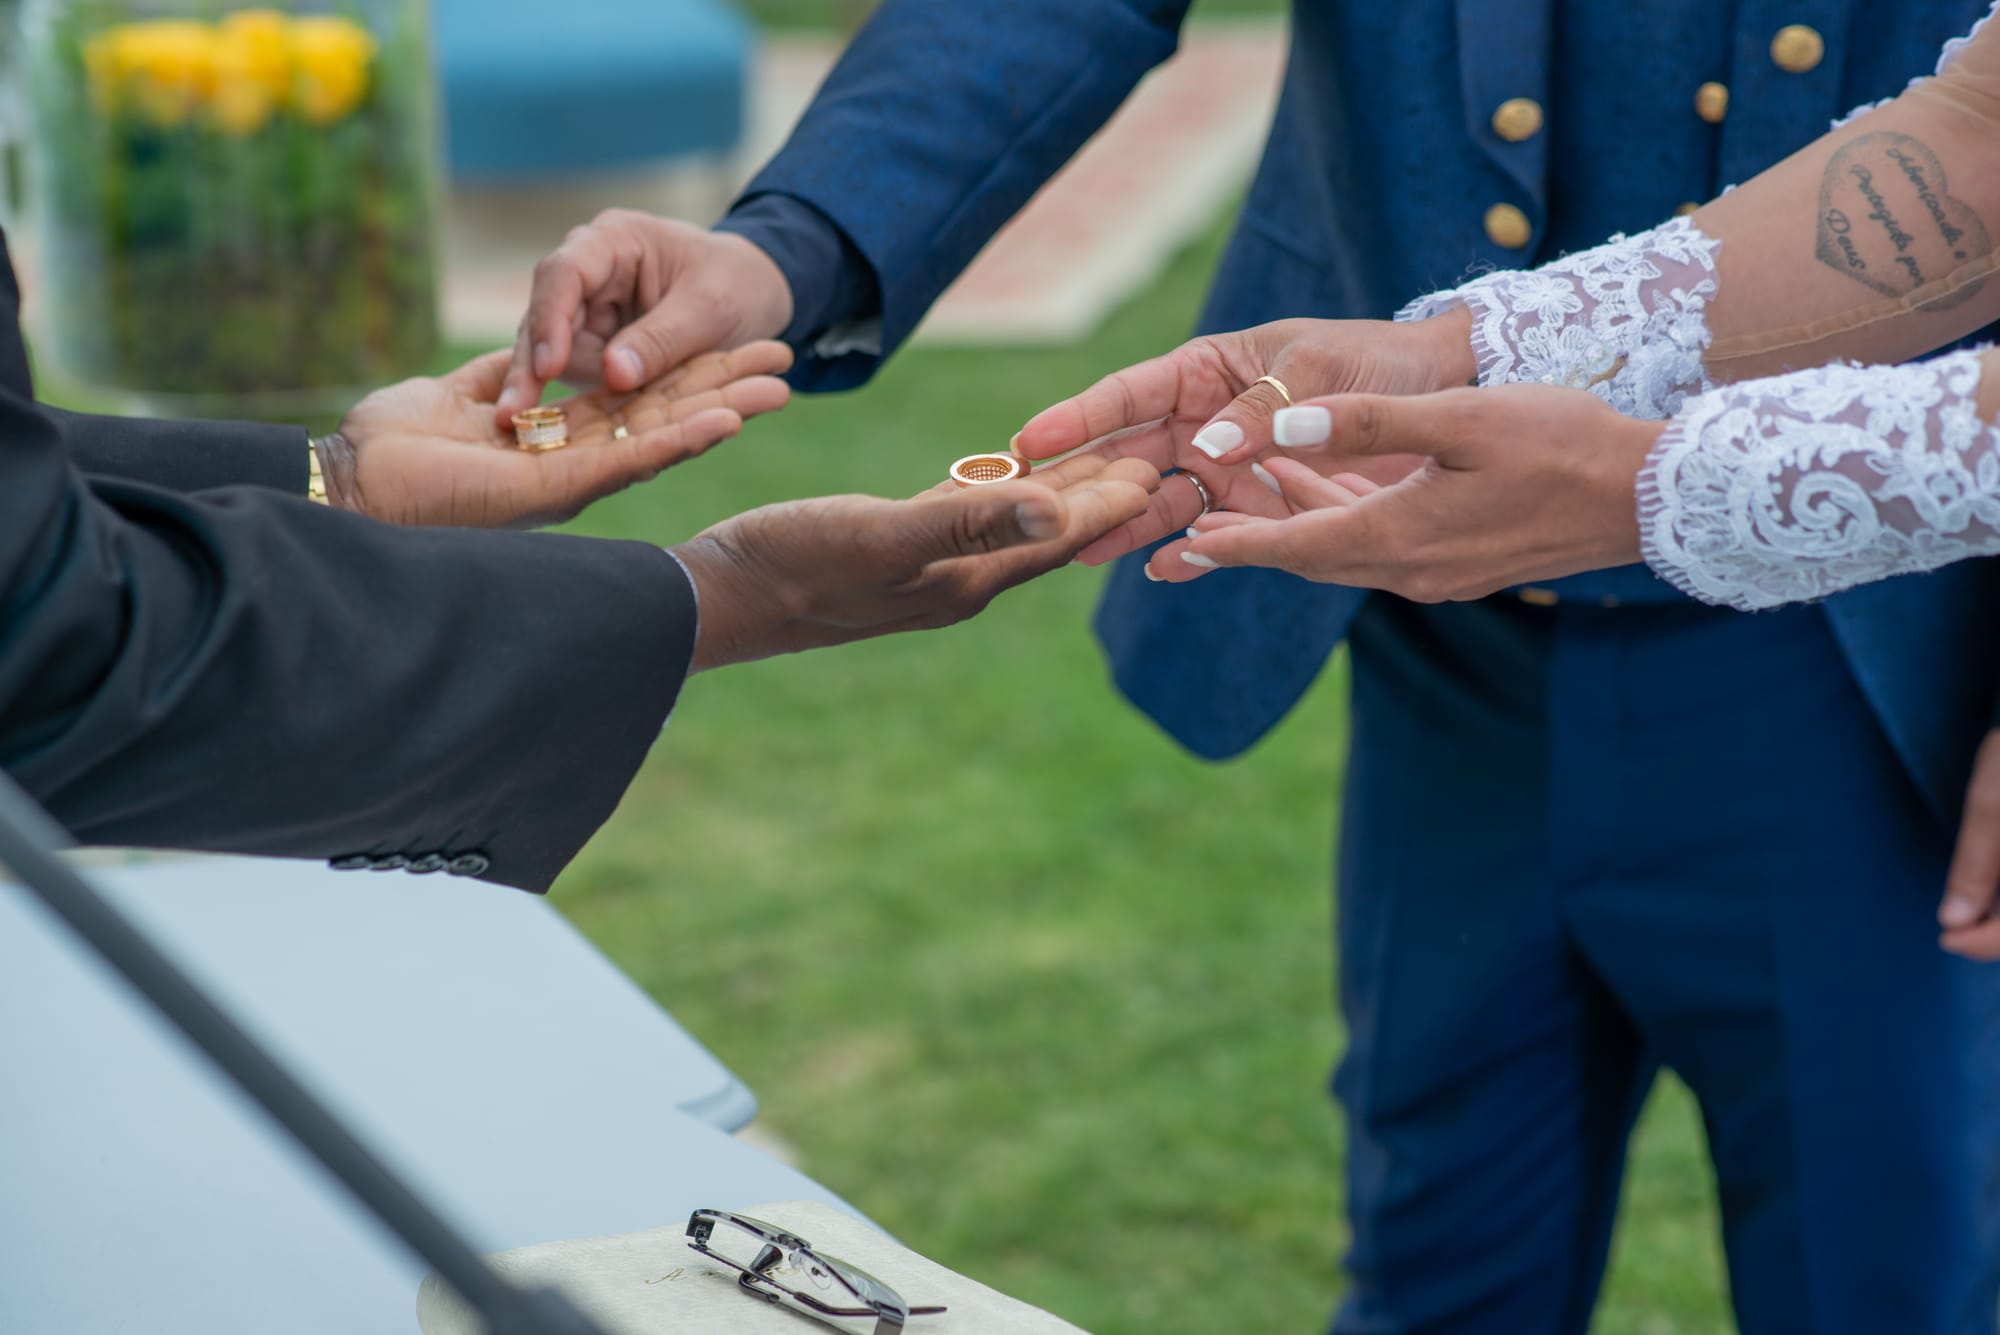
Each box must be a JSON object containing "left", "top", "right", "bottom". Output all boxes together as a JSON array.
[
  {"left": 1181, "top": 552, "right": 1219, "bottom": 569},
  {"left": 1251, "top": 461, "right": 1281, "bottom": 494},
  {"left": 1942, "top": 894, "right": 1985, "bottom": 928},
  {"left": 1144, "top": 565, "right": 1163, "bottom": 582},
  {"left": 1274, "top": 406, "right": 1331, "bottom": 447},
  {"left": 1186, "top": 526, "right": 1201, "bottom": 541},
  {"left": 1191, "top": 421, "right": 1243, "bottom": 459}
]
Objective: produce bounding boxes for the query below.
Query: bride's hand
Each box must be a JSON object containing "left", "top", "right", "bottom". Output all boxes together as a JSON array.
[
  {"left": 1155, "top": 384, "right": 1660, "bottom": 598},
  {"left": 323, "top": 342, "right": 793, "bottom": 528},
  {"left": 1011, "top": 310, "right": 1476, "bottom": 565}
]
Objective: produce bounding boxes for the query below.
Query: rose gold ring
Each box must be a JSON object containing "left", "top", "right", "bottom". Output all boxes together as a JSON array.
[
  {"left": 949, "top": 453, "right": 1028, "bottom": 487},
  {"left": 512, "top": 406, "right": 570, "bottom": 451}
]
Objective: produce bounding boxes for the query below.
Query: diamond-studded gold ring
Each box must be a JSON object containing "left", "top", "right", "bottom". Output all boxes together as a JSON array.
[{"left": 512, "top": 406, "right": 570, "bottom": 451}]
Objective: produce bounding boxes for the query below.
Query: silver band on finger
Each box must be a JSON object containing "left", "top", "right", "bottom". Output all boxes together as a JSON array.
[{"left": 1181, "top": 471, "right": 1213, "bottom": 517}]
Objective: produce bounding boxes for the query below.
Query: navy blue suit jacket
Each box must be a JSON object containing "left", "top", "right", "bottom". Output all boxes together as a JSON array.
[{"left": 741, "top": 0, "right": 2000, "bottom": 823}]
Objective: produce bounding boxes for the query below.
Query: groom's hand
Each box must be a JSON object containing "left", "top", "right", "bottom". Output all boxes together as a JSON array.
[
  {"left": 495, "top": 212, "right": 795, "bottom": 423},
  {"left": 1942, "top": 728, "right": 2000, "bottom": 961},
  {"left": 1012, "top": 310, "right": 1476, "bottom": 566},
  {"left": 672, "top": 454, "right": 1160, "bottom": 671}
]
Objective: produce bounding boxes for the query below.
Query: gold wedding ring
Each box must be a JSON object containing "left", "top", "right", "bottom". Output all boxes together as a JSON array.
[
  {"left": 512, "top": 405, "right": 570, "bottom": 451},
  {"left": 949, "top": 453, "right": 1028, "bottom": 487},
  {"left": 1253, "top": 374, "right": 1294, "bottom": 407}
]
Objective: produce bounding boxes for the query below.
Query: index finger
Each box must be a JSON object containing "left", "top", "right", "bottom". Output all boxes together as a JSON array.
[
  {"left": 496, "top": 232, "right": 626, "bottom": 423},
  {"left": 1274, "top": 392, "right": 1470, "bottom": 463},
  {"left": 1013, "top": 351, "right": 1188, "bottom": 461}
]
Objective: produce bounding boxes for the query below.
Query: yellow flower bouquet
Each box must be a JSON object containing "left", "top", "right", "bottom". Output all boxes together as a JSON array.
[{"left": 24, "top": 1, "right": 440, "bottom": 414}]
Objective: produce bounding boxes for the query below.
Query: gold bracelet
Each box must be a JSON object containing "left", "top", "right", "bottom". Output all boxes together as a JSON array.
[{"left": 306, "top": 436, "right": 330, "bottom": 505}]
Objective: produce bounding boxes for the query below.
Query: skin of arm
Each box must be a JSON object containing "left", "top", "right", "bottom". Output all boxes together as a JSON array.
[{"left": 1692, "top": 17, "right": 2000, "bottom": 379}]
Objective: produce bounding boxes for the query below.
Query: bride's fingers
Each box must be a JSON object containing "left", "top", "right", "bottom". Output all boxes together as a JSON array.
[
  {"left": 1264, "top": 457, "right": 1368, "bottom": 511},
  {"left": 1069, "top": 418, "right": 1180, "bottom": 472},
  {"left": 1073, "top": 469, "right": 1211, "bottom": 566},
  {"left": 1182, "top": 373, "right": 1296, "bottom": 467},
  {"left": 1188, "top": 510, "right": 1265, "bottom": 534}
]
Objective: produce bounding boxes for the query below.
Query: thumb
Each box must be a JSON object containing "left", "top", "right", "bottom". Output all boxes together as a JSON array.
[
  {"left": 601, "top": 282, "right": 741, "bottom": 394},
  {"left": 442, "top": 348, "right": 514, "bottom": 403},
  {"left": 1271, "top": 392, "right": 1461, "bottom": 461},
  {"left": 896, "top": 483, "right": 1069, "bottom": 565},
  {"left": 1186, "top": 372, "right": 1296, "bottom": 465},
  {"left": 1943, "top": 729, "right": 2000, "bottom": 929}
]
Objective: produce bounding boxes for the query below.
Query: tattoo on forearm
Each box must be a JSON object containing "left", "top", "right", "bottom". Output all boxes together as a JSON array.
[{"left": 1816, "top": 131, "right": 1990, "bottom": 311}]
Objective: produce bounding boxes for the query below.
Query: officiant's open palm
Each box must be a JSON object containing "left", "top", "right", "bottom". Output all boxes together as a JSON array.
[
  {"left": 328, "top": 342, "right": 793, "bottom": 529},
  {"left": 1011, "top": 310, "right": 1475, "bottom": 565}
]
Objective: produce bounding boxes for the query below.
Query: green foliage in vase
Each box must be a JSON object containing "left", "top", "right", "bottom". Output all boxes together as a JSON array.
[{"left": 25, "top": 2, "right": 439, "bottom": 403}]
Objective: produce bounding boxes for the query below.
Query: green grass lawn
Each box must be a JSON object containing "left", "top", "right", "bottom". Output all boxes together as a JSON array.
[{"left": 536, "top": 216, "right": 1735, "bottom": 1332}]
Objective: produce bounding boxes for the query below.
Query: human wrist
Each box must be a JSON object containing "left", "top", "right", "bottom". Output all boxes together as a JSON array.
[
  {"left": 1420, "top": 304, "right": 1478, "bottom": 389},
  {"left": 708, "top": 222, "right": 798, "bottom": 344},
  {"left": 669, "top": 531, "right": 777, "bottom": 674}
]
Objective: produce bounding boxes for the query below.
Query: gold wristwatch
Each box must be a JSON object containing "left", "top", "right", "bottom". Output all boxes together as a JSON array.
[{"left": 306, "top": 436, "right": 330, "bottom": 505}]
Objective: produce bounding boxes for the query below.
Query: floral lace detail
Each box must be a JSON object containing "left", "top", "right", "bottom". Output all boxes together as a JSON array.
[
  {"left": 1638, "top": 350, "right": 2000, "bottom": 611},
  {"left": 1831, "top": 0, "right": 2000, "bottom": 126},
  {"left": 1396, "top": 217, "right": 1722, "bottom": 420}
]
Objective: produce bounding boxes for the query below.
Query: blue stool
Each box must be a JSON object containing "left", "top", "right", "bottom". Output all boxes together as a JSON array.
[{"left": 430, "top": 0, "right": 750, "bottom": 180}]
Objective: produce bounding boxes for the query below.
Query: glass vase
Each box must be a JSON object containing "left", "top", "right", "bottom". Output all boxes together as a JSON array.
[{"left": 19, "top": 0, "right": 441, "bottom": 419}]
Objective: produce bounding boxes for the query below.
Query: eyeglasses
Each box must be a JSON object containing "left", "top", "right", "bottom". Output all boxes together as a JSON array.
[{"left": 686, "top": 1208, "right": 948, "bottom": 1335}]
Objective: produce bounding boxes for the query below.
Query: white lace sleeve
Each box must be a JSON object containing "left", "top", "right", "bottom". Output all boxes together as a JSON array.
[
  {"left": 1396, "top": 217, "right": 1723, "bottom": 420},
  {"left": 1638, "top": 349, "right": 2000, "bottom": 610}
]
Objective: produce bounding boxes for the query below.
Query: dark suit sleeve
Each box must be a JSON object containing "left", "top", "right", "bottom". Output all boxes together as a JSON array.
[
  {"left": 0, "top": 385, "right": 696, "bottom": 894},
  {"left": 731, "top": 0, "right": 1193, "bottom": 391},
  {"left": 47, "top": 405, "right": 308, "bottom": 494}
]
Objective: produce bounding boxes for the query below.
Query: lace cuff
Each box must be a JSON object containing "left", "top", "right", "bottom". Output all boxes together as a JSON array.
[
  {"left": 1396, "top": 217, "right": 1723, "bottom": 420},
  {"left": 1639, "top": 350, "right": 2000, "bottom": 611}
]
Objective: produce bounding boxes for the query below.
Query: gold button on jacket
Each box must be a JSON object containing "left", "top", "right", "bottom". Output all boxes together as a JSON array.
[
  {"left": 1674, "top": 201, "right": 1702, "bottom": 216},
  {"left": 1694, "top": 81, "right": 1729, "bottom": 123},
  {"left": 1491, "top": 97, "right": 1544, "bottom": 142},
  {"left": 1484, "top": 202, "right": 1533, "bottom": 249},
  {"left": 1771, "top": 24, "right": 1825, "bottom": 73}
]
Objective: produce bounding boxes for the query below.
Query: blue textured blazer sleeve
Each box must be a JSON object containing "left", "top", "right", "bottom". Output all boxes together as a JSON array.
[{"left": 735, "top": 0, "right": 1194, "bottom": 391}]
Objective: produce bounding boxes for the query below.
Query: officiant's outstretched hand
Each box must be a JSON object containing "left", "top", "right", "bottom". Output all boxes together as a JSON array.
[{"left": 335, "top": 339, "right": 792, "bottom": 529}]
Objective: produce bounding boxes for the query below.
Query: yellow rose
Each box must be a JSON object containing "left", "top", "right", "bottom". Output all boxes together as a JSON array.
[
  {"left": 287, "top": 15, "right": 377, "bottom": 126},
  {"left": 114, "top": 20, "right": 223, "bottom": 128},
  {"left": 219, "top": 10, "right": 292, "bottom": 100},
  {"left": 209, "top": 9, "right": 291, "bottom": 135}
]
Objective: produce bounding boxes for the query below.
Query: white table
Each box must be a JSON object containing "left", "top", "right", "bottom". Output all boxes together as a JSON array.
[{"left": 0, "top": 855, "right": 858, "bottom": 1334}]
